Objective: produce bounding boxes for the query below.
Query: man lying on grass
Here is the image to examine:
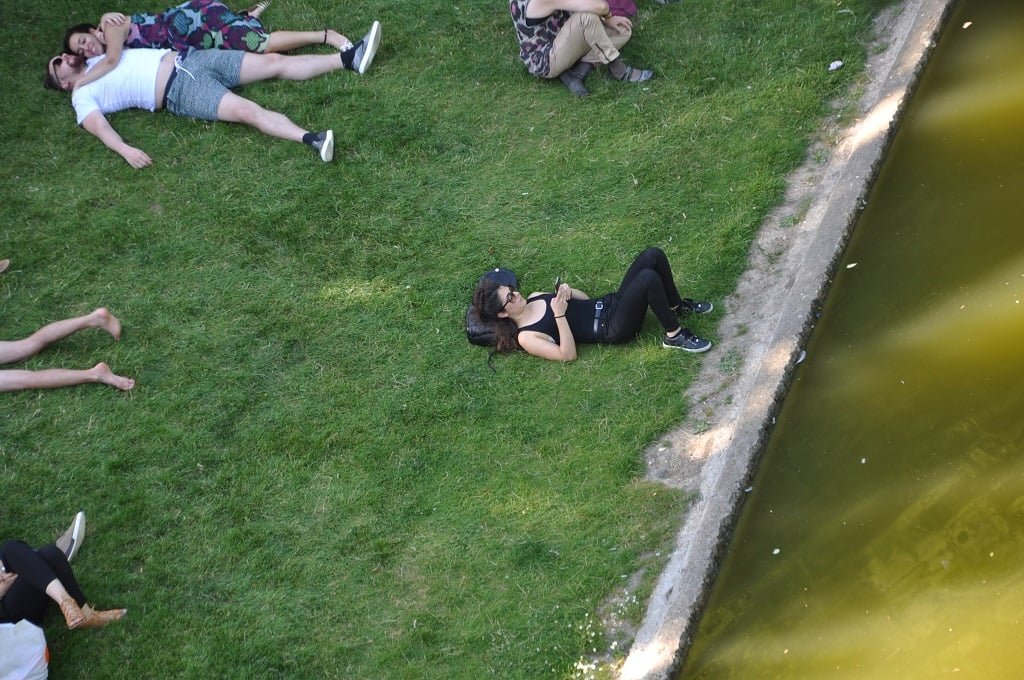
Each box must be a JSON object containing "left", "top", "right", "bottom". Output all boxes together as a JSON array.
[{"left": 43, "top": 23, "right": 381, "bottom": 167}]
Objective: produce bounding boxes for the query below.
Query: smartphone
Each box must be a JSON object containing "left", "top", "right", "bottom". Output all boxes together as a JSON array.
[{"left": 554, "top": 275, "right": 562, "bottom": 291}]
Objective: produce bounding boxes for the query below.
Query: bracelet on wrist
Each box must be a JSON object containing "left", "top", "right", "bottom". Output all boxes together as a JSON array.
[{"left": 554, "top": 315, "right": 566, "bottom": 319}]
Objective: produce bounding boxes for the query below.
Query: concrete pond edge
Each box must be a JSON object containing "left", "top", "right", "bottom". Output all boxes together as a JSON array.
[{"left": 619, "top": 1, "right": 958, "bottom": 678}]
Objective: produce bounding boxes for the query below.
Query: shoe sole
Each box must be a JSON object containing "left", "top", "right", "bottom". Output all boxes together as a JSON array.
[
  {"left": 60, "top": 511, "right": 87, "bottom": 562},
  {"left": 662, "top": 340, "right": 712, "bottom": 353},
  {"left": 357, "top": 21, "right": 381, "bottom": 75},
  {"left": 319, "top": 130, "right": 334, "bottom": 162}
]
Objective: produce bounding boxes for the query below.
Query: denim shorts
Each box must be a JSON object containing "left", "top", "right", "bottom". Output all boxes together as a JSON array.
[{"left": 165, "top": 49, "right": 245, "bottom": 121}]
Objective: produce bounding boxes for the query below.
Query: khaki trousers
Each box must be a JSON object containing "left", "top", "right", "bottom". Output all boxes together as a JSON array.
[{"left": 547, "top": 12, "right": 632, "bottom": 77}]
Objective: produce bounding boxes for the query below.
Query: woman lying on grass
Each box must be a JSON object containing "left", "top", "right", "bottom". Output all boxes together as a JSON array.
[
  {"left": 0, "top": 538, "right": 126, "bottom": 630},
  {"left": 63, "top": 0, "right": 370, "bottom": 90},
  {"left": 473, "top": 247, "right": 713, "bottom": 361}
]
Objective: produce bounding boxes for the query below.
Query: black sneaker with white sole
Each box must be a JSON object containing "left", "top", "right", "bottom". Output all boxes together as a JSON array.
[
  {"left": 678, "top": 298, "right": 714, "bottom": 315},
  {"left": 341, "top": 21, "right": 381, "bottom": 75},
  {"left": 311, "top": 130, "right": 334, "bottom": 162},
  {"left": 663, "top": 329, "right": 712, "bottom": 353}
]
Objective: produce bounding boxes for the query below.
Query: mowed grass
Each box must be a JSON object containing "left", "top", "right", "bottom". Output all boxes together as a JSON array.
[{"left": 1, "top": 0, "right": 892, "bottom": 676}]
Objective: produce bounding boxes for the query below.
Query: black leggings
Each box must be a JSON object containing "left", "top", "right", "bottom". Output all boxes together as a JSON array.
[
  {"left": 0, "top": 540, "right": 86, "bottom": 626},
  {"left": 602, "top": 248, "right": 685, "bottom": 343}
]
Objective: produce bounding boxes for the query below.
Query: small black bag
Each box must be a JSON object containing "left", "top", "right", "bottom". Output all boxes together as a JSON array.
[{"left": 466, "top": 268, "right": 518, "bottom": 346}]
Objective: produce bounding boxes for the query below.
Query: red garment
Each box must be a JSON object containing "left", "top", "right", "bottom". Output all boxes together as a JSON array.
[{"left": 607, "top": 0, "right": 638, "bottom": 17}]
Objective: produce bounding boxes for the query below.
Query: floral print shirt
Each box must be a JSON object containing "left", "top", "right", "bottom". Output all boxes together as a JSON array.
[{"left": 509, "top": 0, "right": 568, "bottom": 78}]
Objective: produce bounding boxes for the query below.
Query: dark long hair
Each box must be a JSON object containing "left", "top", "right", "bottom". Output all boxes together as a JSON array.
[
  {"left": 64, "top": 23, "right": 98, "bottom": 55},
  {"left": 472, "top": 279, "right": 521, "bottom": 353}
]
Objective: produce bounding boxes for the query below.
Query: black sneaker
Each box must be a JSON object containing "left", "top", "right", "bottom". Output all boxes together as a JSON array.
[
  {"left": 311, "top": 130, "right": 334, "bottom": 162},
  {"left": 678, "top": 298, "right": 714, "bottom": 315},
  {"left": 663, "top": 329, "right": 712, "bottom": 353},
  {"left": 341, "top": 21, "right": 381, "bottom": 75}
]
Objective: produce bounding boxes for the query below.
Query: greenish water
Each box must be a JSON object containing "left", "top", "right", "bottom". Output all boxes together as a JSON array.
[{"left": 678, "top": 1, "right": 1024, "bottom": 678}]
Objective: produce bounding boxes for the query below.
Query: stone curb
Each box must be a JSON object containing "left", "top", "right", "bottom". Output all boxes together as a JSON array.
[{"left": 620, "top": 1, "right": 957, "bottom": 678}]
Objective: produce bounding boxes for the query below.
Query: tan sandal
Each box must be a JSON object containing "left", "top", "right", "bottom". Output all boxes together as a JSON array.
[
  {"left": 77, "top": 604, "right": 127, "bottom": 628},
  {"left": 244, "top": 1, "right": 270, "bottom": 19},
  {"left": 59, "top": 595, "right": 86, "bottom": 630}
]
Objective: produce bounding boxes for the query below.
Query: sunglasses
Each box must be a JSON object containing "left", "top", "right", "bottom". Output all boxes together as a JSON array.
[{"left": 501, "top": 286, "right": 517, "bottom": 310}]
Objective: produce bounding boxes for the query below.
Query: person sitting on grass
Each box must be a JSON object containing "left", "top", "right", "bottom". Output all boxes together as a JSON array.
[
  {"left": 1, "top": 307, "right": 135, "bottom": 392},
  {"left": 62, "top": 7, "right": 380, "bottom": 93},
  {"left": 0, "top": 538, "right": 126, "bottom": 631},
  {"left": 44, "top": 24, "right": 380, "bottom": 167},
  {"left": 509, "top": 0, "right": 652, "bottom": 98},
  {"left": 472, "top": 247, "right": 713, "bottom": 361}
]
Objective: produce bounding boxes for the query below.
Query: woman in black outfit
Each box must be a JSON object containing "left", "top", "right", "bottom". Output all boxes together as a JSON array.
[
  {"left": 472, "top": 247, "right": 713, "bottom": 362},
  {"left": 0, "top": 540, "right": 125, "bottom": 630}
]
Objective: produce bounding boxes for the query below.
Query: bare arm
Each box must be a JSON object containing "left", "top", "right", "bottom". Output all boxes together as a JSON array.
[
  {"left": 0, "top": 571, "right": 16, "bottom": 598},
  {"left": 71, "top": 19, "right": 131, "bottom": 92},
  {"left": 525, "top": 0, "right": 609, "bottom": 19},
  {"left": 568, "top": 287, "right": 589, "bottom": 300},
  {"left": 81, "top": 111, "right": 153, "bottom": 169},
  {"left": 99, "top": 12, "right": 129, "bottom": 26}
]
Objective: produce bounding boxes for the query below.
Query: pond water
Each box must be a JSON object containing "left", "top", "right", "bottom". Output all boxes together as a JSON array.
[{"left": 677, "top": 1, "right": 1024, "bottom": 677}]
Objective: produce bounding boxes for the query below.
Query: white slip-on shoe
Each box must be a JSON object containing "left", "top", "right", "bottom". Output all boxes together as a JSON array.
[{"left": 56, "top": 511, "right": 87, "bottom": 562}]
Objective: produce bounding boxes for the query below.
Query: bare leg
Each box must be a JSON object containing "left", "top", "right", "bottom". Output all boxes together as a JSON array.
[
  {"left": 45, "top": 577, "right": 72, "bottom": 604},
  {"left": 265, "top": 29, "right": 352, "bottom": 53},
  {"left": 216, "top": 91, "right": 309, "bottom": 143},
  {"left": 0, "top": 307, "right": 121, "bottom": 365},
  {"left": 237, "top": 51, "right": 346, "bottom": 84},
  {"left": 0, "top": 258, "right": 9, "bottom": 274},
  {"left": 0, "top": 362, "right": 135, "bottom": 392}
]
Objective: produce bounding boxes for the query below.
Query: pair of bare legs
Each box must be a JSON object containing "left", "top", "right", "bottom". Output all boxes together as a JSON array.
[
  {"left": 241, "top": 0, "right": 353, "bottom": 52},
  {"left": 0, "top": 307, "right": 135, "bottom": 392}
]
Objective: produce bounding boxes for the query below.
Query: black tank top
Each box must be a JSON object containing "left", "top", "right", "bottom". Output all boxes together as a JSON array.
[{"left": 516, "top": 294, "right": 600, "bottom": 344}]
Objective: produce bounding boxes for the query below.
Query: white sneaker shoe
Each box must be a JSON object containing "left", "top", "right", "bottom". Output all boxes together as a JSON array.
[{"left": 56, "top": 511, "right": 86, "bottom": 562}]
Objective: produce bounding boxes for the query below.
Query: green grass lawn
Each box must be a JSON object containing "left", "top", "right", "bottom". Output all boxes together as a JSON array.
[{"left": 2, "top": 0, "right": 892, "bottom": 676}]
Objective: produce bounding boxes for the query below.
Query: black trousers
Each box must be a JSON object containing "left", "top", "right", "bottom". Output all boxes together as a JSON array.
[
  {"left": 0, "top": 540, "right": 86, "bottom": 626},
  {"left": 601, "top": 248, "right": 685, "bottom": 343}
]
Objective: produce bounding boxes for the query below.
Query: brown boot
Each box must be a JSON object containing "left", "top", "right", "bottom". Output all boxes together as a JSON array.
[
  {"left": 59, "top": 595, "right": 86, "bottom": 629},
  {"left": 78, "top": 604, "right": 127, "bottom": 629}
]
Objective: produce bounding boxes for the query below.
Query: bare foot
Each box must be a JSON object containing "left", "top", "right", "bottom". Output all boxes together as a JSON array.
[
  {"left": 0, "top": 259, "right": 9, "bottom": 274},
  {"left": 92, "top": 363, "right": 135, "bottom": 391},
  {"left": 326, "top": 29, "right": 352, "bottom": 51},
  {"left": 92, "top": 308, "right": 122, "bottom": 340}
]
